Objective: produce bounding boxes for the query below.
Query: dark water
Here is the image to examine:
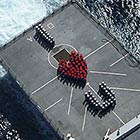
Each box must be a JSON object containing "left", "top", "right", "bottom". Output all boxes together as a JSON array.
[
  {"left": 0, "top": 73, "right": 61, "bottom": 140},
  {"left": 79, "top": 0, "right": 140, "bottom": 61}
]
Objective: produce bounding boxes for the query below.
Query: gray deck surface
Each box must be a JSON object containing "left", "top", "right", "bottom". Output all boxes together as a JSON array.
[{"left": 0, "top": 3, "right": 140, "bottom": 140}]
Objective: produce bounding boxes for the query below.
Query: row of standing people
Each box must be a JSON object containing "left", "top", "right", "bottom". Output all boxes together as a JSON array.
[{"left": 34, "top": 24, "right": 55, "bottom": 51}]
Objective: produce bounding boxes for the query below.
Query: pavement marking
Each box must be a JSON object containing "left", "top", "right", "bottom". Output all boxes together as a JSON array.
[
  {"left": 89, "top": 71, "right": 127, "bottom": 76},
  {"left": 84, "top": 39, "right": 113, "bottom": 59},
  {"left": 44, "top": 98, "right": 63, "bottom": 112},
  {"left": 47, "top": 23, "right": 55, "bottom": 29},
  {"left": 103, "top": 128, "right": 110, "bottom": 140},
  {"left": 31, "top": 76, "right": 58, "bottom": 96},
  {"left": 27, "top": 36, "right": 33, "bottom": 42},
  {"left": 112, "top": 111, "right": 125, "bottom": 125},
  {"left": 82, "top": 106, "right": 87, "bottom": 132},
  {"left": 87, "top": 83, "right": 125, "bottom": 125},
  {"left": 67, "top": 87, "right": 74, "bottom": 115},
  {"left": 37, "top": 104, "right": 41, "bottom": 110},
  {"left": 110, "top": 87, "right": 140, "bottom": 92},
  {"left": 110, "top": 53, "right": 129, "bottom": 67},
  {"left": 105, "top": 128, "right": 110, "bottom": 136}
]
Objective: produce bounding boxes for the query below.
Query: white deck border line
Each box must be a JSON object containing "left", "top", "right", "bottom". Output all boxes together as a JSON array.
[
  {"left": 82, "top": 106, "right": 87, "bottom": 132},
  {"left": 86, "top": 82, "right": 125, "bottom": 125},
  {"left": 89, "top": 71, "right": 127, "bottom": 76},
  {"left": 44, "top": 98, "right": 63, "bottom": 112},
  {"left": 68, "top": 87, "right": 74, "bottom": 115},
  {"left": 31, "top": 76, "right": 58, "bottom": 96},
  {"left": 110, "top": 53, "right": 129, "bottom": 67},
  {"left": 84, "top": 39, "right": 113, "bottom": 59},
  {"left": 110, "top": 87, "right": 140, "bottom": 92}
]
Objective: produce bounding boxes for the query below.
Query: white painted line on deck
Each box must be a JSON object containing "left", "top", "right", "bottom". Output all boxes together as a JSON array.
[
  {"left": 110, "top": 87, "right": 140, "bottom": 92},
  {"left": 47, "top": 23, "right": 55, "bottom": 29},
  {"left": 44, "top": 98, "right": 63, "bottom": 112},
  {"left": 84, "top": 39, "right": 113, "bottom": 59},
  {"left": 103, "top": 128, "right": 110, "bottom": 140},
  {"left": 27, "top": 36, "right": 33, "bottom": 42},
  {"left": 112, "top": 111, "right": 125, "bottom": 125},
  {"left": 31, "top": 76, "right": 58, "bottom": 96},
  {"left": 37, "top": 104, "right": 41, "bottom": 109},
  {"left": 82, "top": 106, "right": 87, "bottom": 132},
  {"left": 110, "top": 53, "right": 129, "bottom": 67},
  {"left": 68, "top": 87, "right": 74, "bottom": 115},
  {"left": 105, "top": 128, "right": 110, "bottom": 136},
  {"left": 90, "top": 71, "right": 127, "bottom": 76}
]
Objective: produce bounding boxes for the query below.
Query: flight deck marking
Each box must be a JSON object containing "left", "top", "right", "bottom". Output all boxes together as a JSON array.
[
  {"left": 87, "top": 82, "right": 125, "bottom": 125},
  {"left": 68, "top": 87, "right": 74, "bottom": 115},
  {"left": 110, "top": 87, "right": 140, "bottom": 92},
  {"left": 103, "top": 128, "right": 110, "bottom": 140},
  {"left": 27, "top": 36, "right": 33, "bottom": 42},
  {"left": 44, "top": 98, "right": 63, "bottom": 112},
  {"left": 84, "top": 39, "right": 113, "bottom": 59},
  {"left": 110, "top": 53, "right": 129, "bottom": 67},
  {"left": 90, "top": 71, "right": 127, "bottom": 76},
  {"left": 112, "top": 111, "right": 125, "bottom": 125},
  {"left": 82, "top": 106, "right": 87, "bottom": 132},
  {"left": 47, "top": 23, "right": 55, "bottom": 29},
  {"left": 31, "top": 76, "right": 58, "bottom": 96}
]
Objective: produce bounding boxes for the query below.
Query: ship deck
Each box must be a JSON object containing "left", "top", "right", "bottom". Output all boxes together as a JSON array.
[{"left": 0, "top": 2, "right": 140, "bottom": 140}]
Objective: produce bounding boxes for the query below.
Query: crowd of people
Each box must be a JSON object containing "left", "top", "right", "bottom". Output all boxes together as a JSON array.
[
  {"left": 34, "top": 24, "right": 55, "bottom": 51},
  {"left": 57, "top": 51, "right": 88, "bottom": 89},
  {"left": 83, "top": 82, "right": 116, "bottom": 118},
  {"left": 0, "top": 114, "right": 21, "bottom": 140}
]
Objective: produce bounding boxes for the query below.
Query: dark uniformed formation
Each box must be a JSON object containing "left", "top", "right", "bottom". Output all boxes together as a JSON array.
[
  {"left": 83, "top": 82, "right": 116, "bottom": 118},
  {"left": 57, "top": 51, "right": 88, "bottom": 89},
  {"left": 34, "top": 24, "right": 55, "bottom": 51}
]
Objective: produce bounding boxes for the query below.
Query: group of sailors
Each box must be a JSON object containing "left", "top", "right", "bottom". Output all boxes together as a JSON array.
[
  {"left": 98, "top": 82, "right": 116, "bottom": 104},
  {"left": 34, "top": 24, "right": 55, "bottom": 51},
  {"left": 0, "top": 114, "right": 20, "bottom": 140},
  {"left": 83, "top": 84, "right": 116, "bottom": 118},
  {"left": 57, "top": 51, "right": 87, "bottom": 89}
]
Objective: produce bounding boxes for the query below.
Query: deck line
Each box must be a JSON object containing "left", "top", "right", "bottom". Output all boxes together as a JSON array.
[
  {"left": 90, "top": 71, "right": 127, "bottom": 76},
  {"left": 68, "top": 87, "right": 74, "bottom": 115},
  {"left": 44, "top": 98, "right": 63, "bottom": 112},
  {"left": 27, "top": 36, "right": 33, "bottom": 42},
  {"left": 110, "top": 53, "right": 129, "bottom": 67},
  {"left": 31, "top": 76, "right": 58, "bottom": 96},
  {"left": 84, "top": 39, "right": 113, "bottom": 59},
  {"left": 112, "top": 111, "right": 125, "bottom": 125},
  {"left": 110, "top": 87, "right": 140, "bottom": 92},
  {"left": 82, "top": 106, "right": 87, "bottom": 132}
]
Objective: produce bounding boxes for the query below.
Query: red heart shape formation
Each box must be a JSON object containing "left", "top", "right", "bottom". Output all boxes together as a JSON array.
[{"left": 58, "top": 51, "right": 88, "bottom": 81}]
